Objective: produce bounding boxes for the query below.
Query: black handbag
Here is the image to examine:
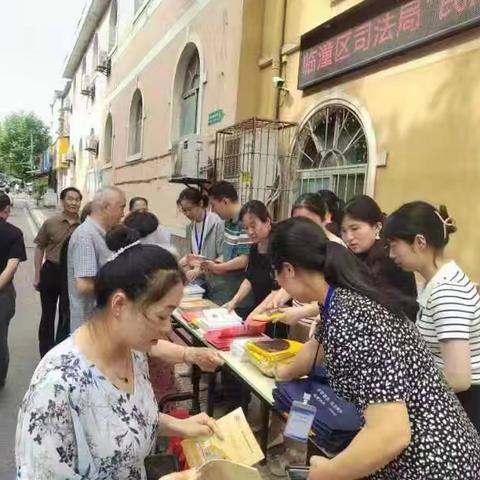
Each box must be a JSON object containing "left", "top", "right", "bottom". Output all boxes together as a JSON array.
[{"left": 144, "top": 453, "right": 179, "bottom": 480}]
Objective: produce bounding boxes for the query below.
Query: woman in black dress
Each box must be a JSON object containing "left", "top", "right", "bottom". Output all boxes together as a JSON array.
[
  {"left": 225, "top": 200, "right": 287, "bottom": 337},
  {"left": 341, "top": 195, "right": 418, "bottom": 320},
  {"left": 272, "top": 217, "right": 480, "bottom": 479}
]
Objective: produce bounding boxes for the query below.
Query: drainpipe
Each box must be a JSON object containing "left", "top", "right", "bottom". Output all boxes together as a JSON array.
[{"left": 273, "top": 0, "right": 287, "bottom": 120}]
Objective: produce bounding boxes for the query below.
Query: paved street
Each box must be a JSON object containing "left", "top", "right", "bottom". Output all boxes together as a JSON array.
[{"left": 0, "top": 197, "right": 41, "bottom": 479}]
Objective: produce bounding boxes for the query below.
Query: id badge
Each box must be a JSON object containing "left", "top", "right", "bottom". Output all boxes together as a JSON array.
[{"left": 284, "top": 400, "right": 317, "bottom": 443}]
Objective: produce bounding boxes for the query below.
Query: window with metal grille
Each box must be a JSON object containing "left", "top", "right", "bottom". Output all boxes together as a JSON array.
[{"left": 294, "top": 104, "right": 368, "bottom": 202}]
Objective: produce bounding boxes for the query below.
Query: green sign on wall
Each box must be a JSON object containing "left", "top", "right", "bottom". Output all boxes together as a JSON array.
[{"left": 208, "top": 109, "right": 225, "bottom": 126}]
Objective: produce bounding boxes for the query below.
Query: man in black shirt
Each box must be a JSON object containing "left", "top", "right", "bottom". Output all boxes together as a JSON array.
[{"left": 0, "top": 193, "right": 27, "bottom": 387}]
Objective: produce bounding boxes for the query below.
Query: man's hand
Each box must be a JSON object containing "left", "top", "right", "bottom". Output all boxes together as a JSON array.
[
  {"left": 33, "top": 275, "right": 41, "bottom": 291},
  {"left": 185, "top": 347, "right": 224, "bottom": 372}
]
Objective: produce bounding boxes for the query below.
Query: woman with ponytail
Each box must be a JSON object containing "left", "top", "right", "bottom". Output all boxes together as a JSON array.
[
  {"left": 272, "top": 217, "right": 480, "bottom": 479},
  {"left": 176, "top": 187, "right": 224, "bottom": 302},
  {"left": 385, "top": 201, "right": 480, "bottom": 432}
]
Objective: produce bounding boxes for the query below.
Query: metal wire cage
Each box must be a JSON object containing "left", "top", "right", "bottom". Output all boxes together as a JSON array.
[{"left": 214, "top": 118, "right": 297, "bottom": 220}]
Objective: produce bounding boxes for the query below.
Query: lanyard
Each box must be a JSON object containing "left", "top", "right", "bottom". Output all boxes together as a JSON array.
[
  {"left": 193, "top": 212, "right": 207, "bottom": 254},
  {"left": 306, "top": 286, "right": 335, "bottom": 395}
]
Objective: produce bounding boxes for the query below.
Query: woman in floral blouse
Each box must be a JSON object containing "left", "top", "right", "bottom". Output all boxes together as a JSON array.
[{"left": 16, "top": 226, "right": 220, "bottom": 480}]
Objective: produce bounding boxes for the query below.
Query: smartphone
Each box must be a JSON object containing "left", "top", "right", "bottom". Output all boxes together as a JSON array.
[{"left": 286, "top": 466, "right": 310, "bottom": 480}]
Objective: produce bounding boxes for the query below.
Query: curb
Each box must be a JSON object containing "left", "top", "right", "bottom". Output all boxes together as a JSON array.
[{"left": 25, "top": 202, "right": 48, "bottom": 230}]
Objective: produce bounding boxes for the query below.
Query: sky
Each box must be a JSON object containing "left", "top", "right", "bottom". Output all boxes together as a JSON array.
[{"left": 0, "top": 0, "right": 87, "bottom": 123}]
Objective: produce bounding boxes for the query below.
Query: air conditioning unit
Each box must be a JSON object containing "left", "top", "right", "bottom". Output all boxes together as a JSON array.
[
  {"left": 172, "top": 134, "right": 208, "bottom": 179},
  {"left": 95, "top": 50, "right": 111, "bottom": 76},
  {"left": 85, "top": 134, "right": 99, "bottom": 155},
  {"left": 80, "top": 75, "right": 95, "bottom": 98},
  {"left": 61, "top": 98, "right": 71, "bottom": 112},
  {"left": 65, "top": 149, "right": 76, "bottom": 164}
]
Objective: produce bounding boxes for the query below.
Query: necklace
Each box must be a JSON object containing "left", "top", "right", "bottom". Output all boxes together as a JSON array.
[{"left": 84, "top": 327, "right": 132, "bottom": 385}]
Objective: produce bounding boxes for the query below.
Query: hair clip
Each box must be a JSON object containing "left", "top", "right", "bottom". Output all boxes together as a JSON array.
[
  {"left": 434, "top": 210, "right": 456, "bottom": 240},
  {"left": 107, "top": 241, "right": 141, "bottom": 263}
]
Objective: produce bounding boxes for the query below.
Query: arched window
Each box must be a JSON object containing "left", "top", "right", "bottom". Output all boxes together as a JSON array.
[
  {"left": 129, "top": 89, "right": 143, "bottom": 157},
  {"left": 104, "top": 113, "right": 113, "bottom": 164},
  {"left": 109, "top": 0, "right": 118, "bottom": 52},
  {"left": 92, "top": 34, "right": 99, "bottom": 71},
  {"left": 180, "top": 52, "right": 200, "bottom": 137},
  {"left": 293, "top": 104, "right": 368, "bottom": 201}
]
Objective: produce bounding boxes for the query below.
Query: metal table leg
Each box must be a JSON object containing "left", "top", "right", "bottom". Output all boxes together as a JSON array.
[
  {"left": 260, "top": 400, "right": 270, "bottom": 463},
  {"left": 207, "top": 371, "right": 217, "bottom": 416},
  {"left": 191, "top": 364, "right": 201, "bottom": 414}
]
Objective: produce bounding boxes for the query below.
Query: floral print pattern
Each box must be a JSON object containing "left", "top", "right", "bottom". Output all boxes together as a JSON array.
[{"left": 16, "top": 337, "right": 159, "bottom": 479}]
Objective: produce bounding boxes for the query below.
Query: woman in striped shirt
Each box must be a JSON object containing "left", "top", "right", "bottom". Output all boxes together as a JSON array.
[{"left": 385, "top": 201, "right": 480, "bottom": 432}]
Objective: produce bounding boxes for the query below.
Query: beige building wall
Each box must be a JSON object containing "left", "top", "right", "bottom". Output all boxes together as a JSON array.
[
  {"left": 248, "top": 0, "right": 480, "bottom": 281},
  {"left": 103, "top": 0, "right": 245, "bottom": 235}
]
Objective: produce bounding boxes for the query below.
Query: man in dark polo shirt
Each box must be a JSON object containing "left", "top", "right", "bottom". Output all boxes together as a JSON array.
[
  {"left": 0, "top": 192, "right": 27, "bottom": 388},
  {"left": 34, "top": 187, "right": 81, "bottom": 357}
]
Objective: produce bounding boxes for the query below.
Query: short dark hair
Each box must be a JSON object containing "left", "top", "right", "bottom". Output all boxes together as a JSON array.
[
  {"left": 60, "top": 187, "right": 82, "bottom": 201},
  {"left": 384, "top": 201, "right": 457, "bottom": 250},
  {"left": 0, "top": 192, "right": 11, "bottom": 211},
  {"left": 129, "top": 196, "right": 148, "bottom": 212},
  {"left": 208, "top": 181, "right": 238, "bottom": 202},
  {"left": 96, "top": 224, "right": 184, "bottom": 310},
  {"left": 176, "top": 188, "right": 209, "bottom": 208},
  {"left": 124, "top": 210, "right": 159, "bottom": 238},
  {"left": 239, "top": 200, "right": 271, "bottom": 223}
]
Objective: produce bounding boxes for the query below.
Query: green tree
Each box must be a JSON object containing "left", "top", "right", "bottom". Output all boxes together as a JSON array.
[{"left": 0, "top": 112, "right": 50, "bottom": 179}]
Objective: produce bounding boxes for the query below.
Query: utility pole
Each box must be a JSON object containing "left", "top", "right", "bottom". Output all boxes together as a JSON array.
[{"left": 29, "top": 132, "right": 34, "bottom": 167}]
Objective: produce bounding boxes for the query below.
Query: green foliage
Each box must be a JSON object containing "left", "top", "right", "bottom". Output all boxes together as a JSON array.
[{"left": 0, "top": 112, "right": 50, "bottom": 180}]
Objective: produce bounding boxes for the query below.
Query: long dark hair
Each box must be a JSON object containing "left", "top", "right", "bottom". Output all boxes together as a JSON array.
[
  {"left": 96, "top": 225, "right": 184, "bottom": 310},
  {"left": 384, "top": 201, "right": 457, "bottom": 250},
  {"left": 269, "top": 217, "right": 407, "bottom": 316}
]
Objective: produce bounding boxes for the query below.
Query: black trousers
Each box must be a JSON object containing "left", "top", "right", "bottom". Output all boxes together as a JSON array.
[
  {"left": 38, "top": 260, "right": 62, "bottom": 357},
  {"left": 457, "top": 385, "right": 480, "bottom": 434},
  {"left": 0, "top": 283, "right": 16, "bottom": 384}
]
